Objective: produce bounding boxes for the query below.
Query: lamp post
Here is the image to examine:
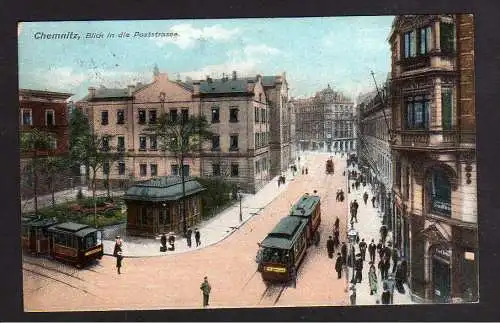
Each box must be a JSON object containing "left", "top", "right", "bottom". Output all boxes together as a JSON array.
[
  {"left": 347, "top": 224, "right": 358, "bottom": 305},
  {"left": 238, "top": 189, "right": 243, "bottom": 222}
]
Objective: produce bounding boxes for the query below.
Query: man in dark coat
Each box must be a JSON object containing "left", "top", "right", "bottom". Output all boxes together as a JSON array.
[
  {"left": 200, "top": 276, "right": 212, "bottom": 307},
  {"left": 116, "top": 251, "right": 123, "bottom": 274},
  {"left": 333, "top": 227, "right": 340, "bottom": 249},
  {"left": 334, "top": 253, "right": 343, "bottom": 279},
  {"left": 363, "top": 192, "right": 368, "bottom": 205},
  {"left": 334, "top": 216, "right": 340, "bottom": 231},
  {"left": 341, "top": 242, "right": 347, "bottom": 265},
  {"left": 372, "top": 196, "right": 376, "bottom": 207},
  {"left": 380, "top": 225, "right": 388, "bottom": 244},
  {"left": 379, "top": 256, "right": 390, "bottom": 280},
  {"left": 326, "top": 236, "right": 335, "bottom": 258},
  {"left": 186, "top": 227, "right": 193, "bottom": 248},
  {"left": 359, "top": 238, "right": 367, "bottom": 261},
  {"left": 368, "top": 239, "right": 377, "bottom": 263},
  {"left": 350, "top": 200, "right": 359, "bottom": 223},
  {"left": 354, "top": 253, "right": 363, "bottom": 283},
  {"left": 381, "top": 282, "right": 391, "bottom": 304},
  {"left": 377, "top": 240, "right": 384, "bottom": 259},
  {"left": 195, "top": 228, "right": 201, "bottom": 247},
  {"left": 392, "top": 247, "right": 400, "bottom": 273}
]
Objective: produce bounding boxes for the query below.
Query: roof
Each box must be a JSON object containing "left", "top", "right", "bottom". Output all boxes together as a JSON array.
[
  {"left": 290, "top": 194, "right": 320, "bottom": 218},
  {"left": 199, "top": 78, "right": 251, "bottom": 94},
  {"left": 123, "top": 176, "right": 206, "bottom": 202},
  {"left": 261, "top": 216, "right": 307, "bottom": 250},
  {"left": 74, "top": 227, "right": 99, "bottom": 238},
  {"left": 48, "top": 222, "right": 90, "bottom": 233},
  {"left": 80, "top": 83, "right": 151, "bottom": 101},
  {"left": 19, "top": 89, "right": 73, "bottom": 99},
  {"left": 25, "top": 218, "right": 59, "bottom": 228}
]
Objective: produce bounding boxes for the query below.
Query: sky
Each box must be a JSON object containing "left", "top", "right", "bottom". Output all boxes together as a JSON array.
[{"left": 18, "top": 16, "right": 394, "bottom": 102}]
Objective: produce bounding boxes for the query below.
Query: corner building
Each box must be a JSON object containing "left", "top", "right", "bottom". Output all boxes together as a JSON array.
[{"left": 389, "top": 14, "right": 477, "bottom": 303}]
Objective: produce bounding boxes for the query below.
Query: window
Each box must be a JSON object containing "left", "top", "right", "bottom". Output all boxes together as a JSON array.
[
  {"left": 49, "top": 137, "right": 57, "bottom": 149},
  {"left": 138, "top": 110, "right": 146, "bottom": 124},
  {"left": 139, "top": 164, "right": 147, "bottom": 176},
  {"left": 420, "top": 26, "right": 432, "bottom": 55},
  {"left": 430, "top": 169, "right": 452, "bottom": 216},
  {"left": 211, "top": 107, "right": 219, "bottom": 123},
  {"left": 259, "top": 93, "right": 262, "bottom": 102},
  {"left": 183, "top": 165, "right": 190, "bottom": 177},
  {"left": 150, "top": 135, "right": 157, "bottom": 150},
  {"left": 404, "top": 30, "right": 417, "bottom": 58},
  {"left": 22, "top": 109, "right": 32, "bottom": 126},
  {"left": 101, "top": 136, "right": 110, "bottom": 151},
  {"left": 212, "top": 163, "right": 221, "bottom": 176},
  {"left": 255, "top": 107, "right": 259, "bottom": 123},
  {"left": 229, "top": 108, "right": 239, "bottom": 122},
  {"left": 117, "top": 110, "right": 125, "bottom": 124},
  {"left": 181, "top": 109, "right": 189, "bottom": 122},
  {"left": 149, "top": 110, "right": 157, "bottom": 124},
  {"left": 45, "top": 110, "right": 55, "bottom": 126},
  {"left": 405, "top": 96, "right": 430, "bottom": 129},
  {"left": 440, "top": 22, "right": 456, "bottom": 54},
  {"left": 118, "top": 162, "right": 125, "bottom": 175},
  {"left": 101, "top": 110, "right": 109, "bottom": 125},
  {"left": 261, "top": 108, "right": 266, "bottom": 123},
  {"left": 139, "top": 136, "right": 147, "bottom": 151},
  {"left": 441, "top": 87, "right": 453, "bottom": 130},
  {"left": 169, "top": 109, "right": 178, "bottom": 122},
  {"left": 150, "top": 164, "right": 158, "bottom": 177},
  {"left": 230, "top": 135, "right": 239, "bottom": 151},
  {"left": 171, "top": 164, "right": 179, "bottom": 176},
  {"left": 212, "top": 136, "right": 220, "bottom": 151},
  {"left": 117, "top": 136, "right": 125, "bottom": 151},
  {"left": 231, "top": 163, "right": 239, "bottom": 177},
  {"left": 103, "top": 162, "right": 110, "bottom": 175},
  {"left": 255, "top": 160, "right": 260, "bottom": 173},
  {"left": 84, "top": 233, "right": 97, "bottom": 249}
]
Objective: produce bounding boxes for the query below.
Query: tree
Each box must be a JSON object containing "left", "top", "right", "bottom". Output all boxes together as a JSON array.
[
  {"left": 69, "top": 108, "right": 92, "bottom": 180},
  {"left": 143, "top": 114, "right": 214, "bottom": 235},
  {"left": 42, "top": 154, "right": 71, "bottom": 208},
  {"left": 20, "top": 129, "right": 56, "bottom": 215},
  {"left": 73, "top": 133, "right": 120, "bottom": 227}
]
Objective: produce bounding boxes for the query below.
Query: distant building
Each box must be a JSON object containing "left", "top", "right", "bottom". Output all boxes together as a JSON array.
[
  {"left": 19, "top": 89, "right": 73, "bottom": 199},
  {"left": 389, "top": 14, "right": 477, "bottom": 303}
]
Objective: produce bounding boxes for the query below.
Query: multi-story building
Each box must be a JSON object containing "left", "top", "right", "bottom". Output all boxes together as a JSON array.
[
  {"left": 80, "top": 70, "right": 276, "bottom": 193},
  {"left": 389, "top": 14, "right": 477, "bottom": 303},
  {"left": 357, "top": 81, "right": 393, "bottom": 229},
  {"left": 19, "top": 89, "right": 73, "bottom": 199},
  {"left": 195, "top": 72, "right": 270, "bottom": 193},
  {"left": 294, "top": 85, "right": 356, "bottom": 153}
]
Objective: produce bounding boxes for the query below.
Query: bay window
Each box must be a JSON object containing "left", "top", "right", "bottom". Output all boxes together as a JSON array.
[
  {"left": 430, "top": 169, "right": 451, "bottom": 216},
  {"left": 405, "top": 96, "right": 430, "bottom": 129}
]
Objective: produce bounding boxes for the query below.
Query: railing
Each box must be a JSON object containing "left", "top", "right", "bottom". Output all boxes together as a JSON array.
[
  {"left": 401, "top": 55, "right": 431, "bottom": 72},
  {"left": 399, "top": 132, "right": 430, "bottom": 147},
  {"left": 394, "top": 130, "right": 474, "bottom": 149}
]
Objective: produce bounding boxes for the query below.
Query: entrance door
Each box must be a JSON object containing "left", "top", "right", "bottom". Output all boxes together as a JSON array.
[{"left": 432, "top": 259, "right": 451, "bottom": 303}]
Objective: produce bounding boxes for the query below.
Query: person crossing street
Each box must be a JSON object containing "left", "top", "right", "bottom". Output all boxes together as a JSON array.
[{"left": 368, "top": 239, "right": 376, "bottom": 263}]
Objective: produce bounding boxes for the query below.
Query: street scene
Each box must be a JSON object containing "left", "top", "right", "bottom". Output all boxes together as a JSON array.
[{"left": 19, "top": 14, "right": 477, "bottom": 312}]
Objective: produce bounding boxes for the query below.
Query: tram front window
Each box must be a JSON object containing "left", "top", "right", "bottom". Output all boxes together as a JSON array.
[
  {"left": 262, "top": 248, "right": 289, "bottom": 264},
  {"left": 84, "top": 232, "right": 97, "bottom": 249}
]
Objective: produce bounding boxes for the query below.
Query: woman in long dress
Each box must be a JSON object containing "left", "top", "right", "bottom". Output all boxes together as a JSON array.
[{"left": 369, "top": 262, "right": 378, "bottom": 295}]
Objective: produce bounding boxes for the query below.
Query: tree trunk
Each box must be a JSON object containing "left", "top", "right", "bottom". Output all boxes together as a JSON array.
[
  {"left": 33, "top": 153, "right": 38, "bottom": 215},
  {"left": 180, "top": 155, "right": 187, "bottom": 236},
  {"left": 92, "top": 172, "right": 97, "bottom": 228},
  {"left": 106, "top": 174, "right": 111, "bottom": 200},
  {"left": 51, "top": 175, "right": 56, "bottom": 208}
]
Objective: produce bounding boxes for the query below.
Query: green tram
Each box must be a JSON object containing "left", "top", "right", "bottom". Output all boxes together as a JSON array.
[
  {"left": 289, "top": 193, "right": 322, "bottom": 246},
  {"left": 258, "top": 216, "right": 308, "bottom": 282}
]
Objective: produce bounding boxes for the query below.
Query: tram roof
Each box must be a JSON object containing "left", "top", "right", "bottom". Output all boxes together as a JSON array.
[
  {"left": 261, "top": 216, "right": 307, "bottom": 250},
  {"left": 74, "top": 227, "right": 99, "bottom": 238},
  {"left": 123, "top": 176, "right": 206, "bottom": 202},
  {"left": 24, "top": 218, "right": 59, "bottom": 228},
  {"left": 48, "top": 222, "right": 90, "bottom": 233},
  {"left": 290, "top": 194, "right": 320, "bottom": 217}
]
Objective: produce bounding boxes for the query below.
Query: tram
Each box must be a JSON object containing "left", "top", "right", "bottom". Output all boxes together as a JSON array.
[
  {"left": 47, "top": 222, "right": 103, "bottom": 268},
  {"left": 21, "top": 216, "right": 58, "bottom": 255},
  {"left": 258, "top": 216, "right": 308, "bottom": 282},
  {"left": 289, "top": 193, "right": 321, "bottom": 246}
]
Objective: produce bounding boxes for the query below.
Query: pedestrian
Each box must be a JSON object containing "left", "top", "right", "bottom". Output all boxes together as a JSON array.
[
  {"left": 200, "top": 276, "right": 212, "bottom": 307},
  {"left": 368, "top": 262, "right": 378, "bottom": 295},
  {"left": 363, "top": 192, "right": 368, "bottom": 205},
  {"left": 381, "top": 282, "right": 391, "bottom": 305},
  {"left": 334, "top": 253, "right": 343, "bottom": 279},
  {"left": 395, "top": 262, "right": 405, "bottom": 294},
  {"left": 392, "top": 247, "right": 399, "bottom": 273},
  {"left": 340, "top": 190, "right": 345, "bottom": 202},
  {"left": 160, "top": 233, "right": 167, "bottom": 252},
  {"left": 113, "top": 235, "right": 123, "bottom": 257},
  {"left": 168, "top": 233, "right": 176, "bottom": 251},
  {"left": 380, "top": 256, "right": 390, "bottom": 280},
  {"left": 327, "top": 236, "right": 335, "bottom": 259},
  {"left": 195, "top": 228, "right": 201, "bottom": 247},
  {"left": 380, "top": 225, "right": 388, "bottom": 244},
  {"left": 277, "top": 176, "right": 281, "bottom": 187},
  {"left": 354, "top": 253, "right": 363, "bottom": 283},
  {"left": 349, "top": 284, "right": 357, "bottom": 305},
  {"left": 336, "top": 189, "right": 340, "bottom": 202},
  {"left": 377, "top": 240, "right": 384, "bottom": 259},
  {"left": 372, "top": 196, "right": 376, "bottom": 208},
  {"left": 334, "top": 216, "right": 340, "bottom": 230},
  {"left": 305, "top": 167, "right": 308, "bottom": 174},
  {"left": 351, "top": 200, "right": 359, "bottom": 223},
  {"left": 341, "top": 242, "right": 347, "bottom": 265},
  {"left": 355, "top": 181, "right": 360, "bottom": 190},
  {"left": 359, "top": 238, "right": 367, "bottom": 261},
  {"left": 333, "top": 228, "right": 340, "bottom": 249},
  {"left": 368, "top": 239, "right": 376, "bottom": 263},
  {"left": 302, "top": 168, "right": 304, "bottom": 175},
  {"left": 116, "top": 251, "right": 123, "bottom": 274},
  {"left": 186, "top": 227, "right": 193, "bottom": 248},
  {"left": 343, "top": 171, "right": 345, "bottom": 176}
]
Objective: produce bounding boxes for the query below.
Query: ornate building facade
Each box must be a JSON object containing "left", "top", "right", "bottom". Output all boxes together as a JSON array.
[
  {"left": 389, "top": 14, "right": 477, "bottom": 303},
  {"left": 357, "top": 81, "right": 393, "bottom": 230}
]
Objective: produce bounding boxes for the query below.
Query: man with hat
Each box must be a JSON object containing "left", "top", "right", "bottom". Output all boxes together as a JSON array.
[
  {"left": 354, "top": 253, "right": 364, "bottom": 283},
  {"left": 200, "top": 276, "right": 212, "bottom": 307},
  {"left": 326, "top": 236, "right": 335, "bottom": 259},
  {"left": 334, "top": 252, "right": 343, "bottom": 279}
]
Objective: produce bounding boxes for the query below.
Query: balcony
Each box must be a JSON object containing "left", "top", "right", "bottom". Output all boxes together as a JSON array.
[
  {"left": 392, "top": 130, "right": 473, "bottom": 151},
  {"left": 401, "top": 55, "right": 430, "bottom": 72}
]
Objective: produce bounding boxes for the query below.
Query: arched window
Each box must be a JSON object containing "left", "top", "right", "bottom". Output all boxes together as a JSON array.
[{"left": 430, "top": 169, "right": 452, "bottom": 216}]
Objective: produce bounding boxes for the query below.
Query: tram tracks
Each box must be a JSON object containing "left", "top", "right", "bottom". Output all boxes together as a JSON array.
[{"left": 259, "top": 283, "right": 288, "bottom": 306}]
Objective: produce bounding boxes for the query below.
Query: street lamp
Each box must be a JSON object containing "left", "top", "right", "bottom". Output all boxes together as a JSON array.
[
  {"left": 238, "top": 189, "right": 243, "bottom": 222},
  {"left": 347, "top": 224, "right": 358, "bottom": 305}
]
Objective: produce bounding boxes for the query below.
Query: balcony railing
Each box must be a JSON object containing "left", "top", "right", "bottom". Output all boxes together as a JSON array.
[
  {"left": 393, "top": 130, "right": 474, "bottom": 150},
  {"left": 401, "top": 55, "right": 431, "bottom": 72}
]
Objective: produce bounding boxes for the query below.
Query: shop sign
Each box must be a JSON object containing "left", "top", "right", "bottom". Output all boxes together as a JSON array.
[{"left": 434, "top": 246, "right": 451, "bottom": 261}]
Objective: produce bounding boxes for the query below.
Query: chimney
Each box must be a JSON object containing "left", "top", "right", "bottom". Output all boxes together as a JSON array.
[
  {"left": 88, "top": 87, "right": 96, "bottom": 98},
  {"left": 232, "top": 71, "right": 237, "bottom": 80},
  {"left": 127, "top": 85, "right": 135, "bottom": 96},
  {"left": 193, "top": 81, "right": 200, "bottom": 95}
]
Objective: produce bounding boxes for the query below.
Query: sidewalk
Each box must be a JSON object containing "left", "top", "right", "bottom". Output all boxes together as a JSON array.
[
  {"left": 102, "top": 154, "right": 314, "bottom": 258},
  {"left": 346, "top": 167, "right": 415, "bottom": 305}
]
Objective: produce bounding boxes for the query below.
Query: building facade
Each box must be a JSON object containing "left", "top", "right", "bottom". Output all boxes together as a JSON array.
[
  {"left": 19, "top": 89, "right": 73, "bottom": 199},
  {"left": 294, "top": 85, "right": 356, "bottom": 153},
  {"left": 389, "top": 14, "right": 477, "bottom": 303},
  {"left": 79, "top": 70, "right": 280, "bottom": 194},
  {"left": 357, "top": 82, "right": 393, "bottom": 229}
]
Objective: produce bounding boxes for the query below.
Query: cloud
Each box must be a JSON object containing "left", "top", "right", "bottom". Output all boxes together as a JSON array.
[
  {"left": 156, "top": 24, "right": 240, "bottom": 49},
  {"left": 180, "top": 44, "right": 280, "bottom": 80},
  {"left": 87, "top": 70, "right": 151, "bottom": 88},
  {"left": 22, "top": 67, "right": 88, "bottom": 92}
]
